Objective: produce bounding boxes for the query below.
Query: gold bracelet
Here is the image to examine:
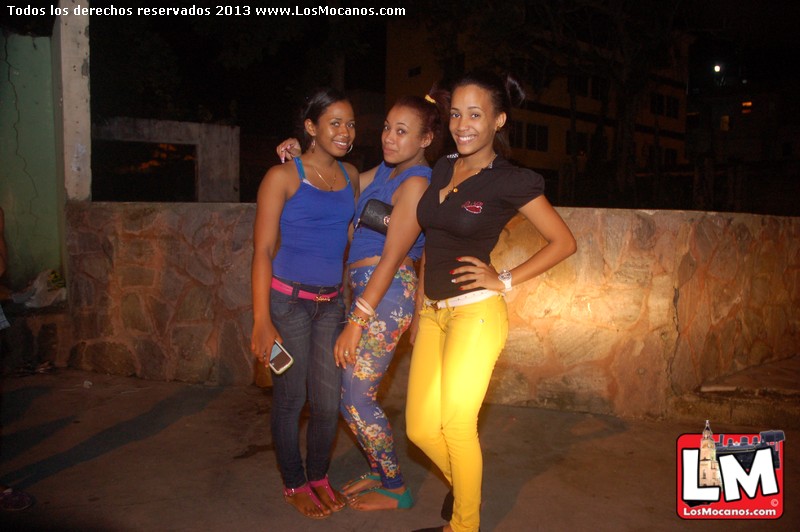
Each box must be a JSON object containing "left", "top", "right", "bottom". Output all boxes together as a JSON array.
[{"left": 347, "top": 313, "right": 370, "bottom": 329}]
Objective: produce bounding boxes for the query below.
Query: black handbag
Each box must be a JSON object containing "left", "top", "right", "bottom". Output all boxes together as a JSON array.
[{"left": 356, "top": 199, "right": 393, "bottom": 235}]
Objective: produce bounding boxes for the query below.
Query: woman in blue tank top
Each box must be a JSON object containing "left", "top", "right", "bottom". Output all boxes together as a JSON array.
[
  {"left": 277, "top": 96, "right": 443, "bottom": 512},
  {"left": 251, "top": 88, "right": 358, "bottom": 520}
]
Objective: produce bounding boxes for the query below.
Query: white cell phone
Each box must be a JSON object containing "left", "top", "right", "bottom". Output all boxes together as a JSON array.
[{"left": 269, "top": 341, "right": 294, "bottom": 374}]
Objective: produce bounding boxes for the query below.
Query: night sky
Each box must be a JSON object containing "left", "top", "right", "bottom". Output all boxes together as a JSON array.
[
  {"left": 3, "top": 1, "right": 799, "bottom": 209},
  {"left": 684, "top": 0, "right": 800, "bottom": 86},
  {"left": 4, "top": 1, "right": 799, "bottom": 120},
  {"left": 2, "top": 1, "right": 388, "bottom": 135}
]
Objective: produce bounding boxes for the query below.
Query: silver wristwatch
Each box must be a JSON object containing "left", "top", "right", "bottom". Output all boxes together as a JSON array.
[{"left": 498, "top": 269, "right": 513, "bottom": 292}]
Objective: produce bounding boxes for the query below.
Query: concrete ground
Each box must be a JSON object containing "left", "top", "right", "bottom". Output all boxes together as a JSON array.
[{"left": 1, "top": 352, "right": 798, "bottom": 531}]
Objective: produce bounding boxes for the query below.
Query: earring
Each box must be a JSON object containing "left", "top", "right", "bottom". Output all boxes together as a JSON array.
[
  {"left": 310, "top": 138, "right": 316, "bottom": 153},
  {"left": 346, "top": 144, "right": 353, "bottom": 154}
]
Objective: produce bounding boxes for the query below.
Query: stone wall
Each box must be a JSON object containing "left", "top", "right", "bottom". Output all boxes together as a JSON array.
[
  {"left": 63, "top": 202, "right": 800, "bottom": 418},
  {"left": 487, "top": 208, "right": 799, "bottom": 418},
  {"left": 65, "top": 202, "right": 256, "bottom": 385}
]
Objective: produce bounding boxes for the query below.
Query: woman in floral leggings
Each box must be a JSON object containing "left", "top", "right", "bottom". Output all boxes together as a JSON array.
[
  {"left": 339, "top": 265, "right": 417, "bottom": 496},
  {"left": 332, "top": 96, "right": 442, "bottom": 511}
]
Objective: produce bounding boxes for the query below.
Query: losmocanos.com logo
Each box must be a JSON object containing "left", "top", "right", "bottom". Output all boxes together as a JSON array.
[{"left": 676, "top": 420, "right": 785, "bottom": 519}]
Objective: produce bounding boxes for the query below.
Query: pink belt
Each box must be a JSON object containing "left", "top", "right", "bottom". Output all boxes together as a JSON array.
[{"left": 271, "top": 277, "right": 340, "bottom": 302}]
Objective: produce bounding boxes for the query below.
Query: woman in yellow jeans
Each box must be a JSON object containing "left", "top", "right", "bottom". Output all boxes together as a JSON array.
[{"left": 408, "top": 71, "right": 577, "bottom": 532}]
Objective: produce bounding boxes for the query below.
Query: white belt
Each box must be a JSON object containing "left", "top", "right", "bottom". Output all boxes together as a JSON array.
[{"left": 423, "top": 289, "right": 502, "bottom": 310}]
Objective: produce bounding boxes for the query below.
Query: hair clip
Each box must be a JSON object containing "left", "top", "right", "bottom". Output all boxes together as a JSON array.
[{"left": 425, "top": 94, "right": 436, "bottom": 104}]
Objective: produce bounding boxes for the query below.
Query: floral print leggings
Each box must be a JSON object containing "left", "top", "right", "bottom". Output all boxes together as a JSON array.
[{"left": 340, "top": 263, "right": 417, "bottom": 489}]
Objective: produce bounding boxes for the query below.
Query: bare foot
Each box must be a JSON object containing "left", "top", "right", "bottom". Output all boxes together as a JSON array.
[
  {"left": 348, "top": 486, "right": 413, "bottom": 511},
  {"left": 284, "top": 486, "right": 329, "bottom": 519},
  {"left": 341, "top": 473, "right": 381, "bottom": 497},
  {"left": 312, "top": 483, "right": 347, "bottom": 512}
]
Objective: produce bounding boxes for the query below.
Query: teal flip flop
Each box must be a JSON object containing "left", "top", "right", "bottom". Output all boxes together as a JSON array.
[{"left": 351, "top": 487, "right": 414, "bottom": 510}]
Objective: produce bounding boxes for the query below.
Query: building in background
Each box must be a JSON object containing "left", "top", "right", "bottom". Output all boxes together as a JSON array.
[{"left": 386, "top": 17, "right": 690, "bottom": 208}]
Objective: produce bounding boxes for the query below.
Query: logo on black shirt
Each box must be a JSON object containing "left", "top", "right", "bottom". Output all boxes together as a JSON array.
[{"left": 462, "top": 201, "right": 484, "bottom": 214}]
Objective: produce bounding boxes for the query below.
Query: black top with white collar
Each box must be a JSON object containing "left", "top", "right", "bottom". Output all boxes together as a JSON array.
[{"left": 416, "top": 154, "right": 545, "bottom": 300}]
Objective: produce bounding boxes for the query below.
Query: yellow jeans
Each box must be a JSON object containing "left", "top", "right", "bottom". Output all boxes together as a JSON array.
[{"left": 406, "top": 294, "right": 508, "bottom": 532}]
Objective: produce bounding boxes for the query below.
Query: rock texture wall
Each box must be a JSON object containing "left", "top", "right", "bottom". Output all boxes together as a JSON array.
[
  {"left": 66, "top": 202, "right": 255, "bottom": 385},
  {"left": 64, "top": 202, "right": 800, "bottom": 418},
  {"left": 488, "top": 208, "right": 799, "bottom": 418}
]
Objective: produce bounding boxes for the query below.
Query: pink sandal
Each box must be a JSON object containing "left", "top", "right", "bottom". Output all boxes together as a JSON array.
[
  {"left": 309, "top": 475, "right": 346, "bottom": 513},
  {"left": 283, "top": 483, "right": 329, "bottom": 519}
]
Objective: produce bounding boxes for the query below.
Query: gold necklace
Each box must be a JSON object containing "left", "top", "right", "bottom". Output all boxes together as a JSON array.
[
  {"left": 310, "top": 164, "right": 337, "bottom": 191},
  {"left": 445, "top": 153, "right": 497, "bottom": 199}
]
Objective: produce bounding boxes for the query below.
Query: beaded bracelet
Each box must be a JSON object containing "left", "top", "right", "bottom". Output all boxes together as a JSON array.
[
  {"left": 347, "top": 313, "right": 370, "bottom": 329},
  {"left": 355, "top": 297, "right": 375, "bottom": 317}
]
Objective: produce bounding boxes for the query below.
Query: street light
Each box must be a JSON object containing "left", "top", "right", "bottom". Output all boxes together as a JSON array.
[{"left": 713, "top": 63, "right": 725, "bottom": 87}]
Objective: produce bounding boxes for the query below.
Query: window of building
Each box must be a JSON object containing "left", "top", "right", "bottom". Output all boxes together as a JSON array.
[
  {"left": 569, "top": 75, "right": 589, "bottom": 97},
  {"left": 650, "top": 92, "right": 680, "bottom": 118},
  {"left": 720, "top": 115, "right": 730, "bottom": 131},
  {"left": 590, "top": 134, "right": 609, "bottom": 159},
  {"left": 664, "top": 148, "right": 678, "bottom": 168},
  {"left": 566, "top": 131, "right": 588, "bottom": 155},
  {"left": 647, "top": 145, "right": 662, "bottom": 168},
  {"left": 666, "top": 96, "right": 679, "bottom": 119},
  {"left": 650, "top": 93, "right": 665, "bottom": 116},
  {"left": 741, "top": 101, "right": 753, "bottom": 114},
  {"left": 526, "top": 123, "right": 549, "bottom": 152},
  {"left": 686, "top": 111, "right": 700, "bottom": 129},
  {"left": 590, "top": 76, "right": 608, "bottom": 100}
]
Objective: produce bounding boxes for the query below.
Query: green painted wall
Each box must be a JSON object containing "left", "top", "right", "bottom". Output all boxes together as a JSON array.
[{"left": 0, "top": 33, "right": 61, "bottom": 290}]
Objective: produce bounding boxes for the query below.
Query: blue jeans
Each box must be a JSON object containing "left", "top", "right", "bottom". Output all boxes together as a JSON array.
[{"left": 269, "top": 283, "right": 344, "bottom": 489}]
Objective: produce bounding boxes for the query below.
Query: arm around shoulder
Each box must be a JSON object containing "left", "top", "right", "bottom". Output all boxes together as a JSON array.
[{"left": 358, "top": 164, "right": 379, "bottom": 193}]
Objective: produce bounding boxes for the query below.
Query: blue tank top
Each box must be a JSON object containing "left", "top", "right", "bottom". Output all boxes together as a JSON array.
[
  {"left": 272, "top": 158, "right": 354, "bottom": 286},
  {"left": 348, "top": 163, "right": 431, "bottom": 264}
]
